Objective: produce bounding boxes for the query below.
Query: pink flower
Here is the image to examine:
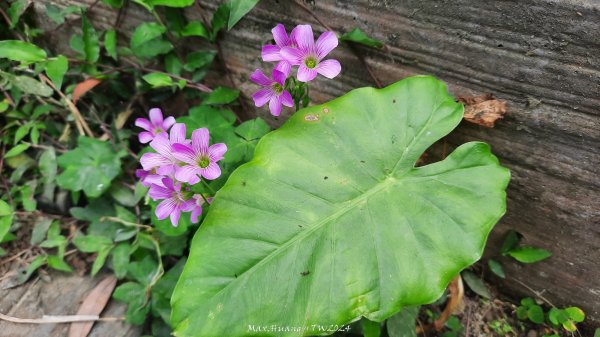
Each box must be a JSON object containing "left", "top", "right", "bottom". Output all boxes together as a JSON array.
[
  {"left": 190, "top": 195, "right": 212, "bottom": 223},
  {"left": 140, "top": 123, "right": 188, "bottom": 175},
  {"left": 135, "top": 108, "right": 176, "bottom": 143},
  {"left": 172, "top": 128, "right": 227, "bottom": 184},
  {"left": 135, "top": 168, "right": 164, "bottom": 187},
  {"left": 280, "top": 25, "right": 341, "bottom": 82},
  {"left": 250, "top": 69, "right": 294, "bottom": 116},
  {"left": 261, "top": 24, "right": 299, "bottom": 75},
  {"left": 149, "top": 178, "right": 195, "bottom": 227}
]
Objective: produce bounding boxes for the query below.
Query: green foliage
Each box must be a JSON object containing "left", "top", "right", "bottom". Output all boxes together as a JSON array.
[
  {"left": 227, "top": 0, "right": 259, "bottom": 30},
  {"left": 514, "top": 297, "right": 585, "bottom": 332},
  {"left": 442, "top": 316, "right": 463, "bottom": 337},
  {"left": 500, "top": 229, "right": 521, "bottom": 255},
  {"left": 0, "top": 40, "right": 47, "bottom": 62},
  {"left": 508, "top": 246, "right": 552, "bottom": 263},
  {"left": 462, "top": 270, "right": 492, "bottom": 299},
  {"left": 0, "top": 200, "right": 13, "bottom": 242},
  {"left": 386, "top": 307, "right": 419, "bottom": 337},
  {"left": 45, "top": 55, "right": 68, "bottom": 89},
  {"left": 142, "top": 72, "right": 174, "bottom": 88},
  {"left": 361, "top": 319, "right": 381, "bottom": 337},
  {"left": 81, "top": 15, "right": 100, "bottom": 63},
  {"left": 56, "top": 137, "right": 123, "bottom": 197},
  {"left": 171, "top": 76, "right": 509, "bottom": 336},
  {"left": 203, "top": 86, "right": 239, "bottom": 105},
  {"left": 340, "top": 28, "right": 385, "bottom": 48},
  {"left": 487, "top": 259, "right": 505, "bottom": 278}
]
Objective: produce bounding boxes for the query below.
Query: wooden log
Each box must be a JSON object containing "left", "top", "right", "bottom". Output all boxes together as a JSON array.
[
  {"left": 33, "top": 0, "right": 600, "bottom": 327},
  {"left": 0, "top": 272, "right": 141, "bottom": 337}
]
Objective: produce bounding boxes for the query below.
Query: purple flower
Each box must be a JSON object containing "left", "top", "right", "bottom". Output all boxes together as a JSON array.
[
  {"left": 140, "top": 123, "right": 188, "bottom": 175},
  {"left": 149, "top": 178, "right": 196, "bottom": 227},
  {"left": 280, "top": 25, "right": 341, "bottom": 82},
  {"left": 136, "top": 169, "right": 165, "bottom": 187},
  {"left": 261, "top": 24, "right": 299, "bottom": 75},
  {"left": 135, "top": 108, "right": 176, "bottom": 144},
  {"left": 172, "top": 128, "right": 227, "bottom": 184},
  {"left": 190, "top": 194, "right": 212, "bottom": 223},
  {"left": 250, "top": 69, "right": 294, "bottom": 116}
]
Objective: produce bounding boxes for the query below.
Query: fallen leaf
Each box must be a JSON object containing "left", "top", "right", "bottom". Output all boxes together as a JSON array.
[
  {"left": 72, "top": 78, "right": 102, "bottom": 104},
  {"left": 458, "top": 93, "right": 507, "bottom": 127},
  {"left": 68, "top": 275, "right": 117, "bottom": 337}
]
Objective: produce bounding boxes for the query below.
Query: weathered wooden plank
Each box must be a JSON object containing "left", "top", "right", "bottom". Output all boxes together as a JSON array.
[
  {"left": 0, "top": 272, "right": 141, "bottom": 337},
  {"left": 32, "top": 0, "right": 600, "bottom": 327}
]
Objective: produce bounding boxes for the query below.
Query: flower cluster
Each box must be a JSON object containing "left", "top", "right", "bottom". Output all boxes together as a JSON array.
[
  {"left": 251, "top": 24, "right": 341, "bottom": 116},
  {"left": 135, "top": 108, "right": 226, "bottom": 227}
]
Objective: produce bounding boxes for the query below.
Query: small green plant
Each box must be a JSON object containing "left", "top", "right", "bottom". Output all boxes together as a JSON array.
[
  {"left": 442, "top": 316, "right": 463, "bottom": 337},
  {"left": 488, "top": 319, "right": 515, "bottom": 335},
  {"left": 516, "top": 297, "right": 585, "bottom": 334}
]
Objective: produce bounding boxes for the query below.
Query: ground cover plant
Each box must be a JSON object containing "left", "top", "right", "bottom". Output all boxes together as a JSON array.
[{"left": 0, "top": 1, "right": 592, "bottom": 337}]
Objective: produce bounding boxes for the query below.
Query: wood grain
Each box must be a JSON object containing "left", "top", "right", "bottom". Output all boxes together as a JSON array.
[{"left": 33, "top": 0, "right": 600, "bottom": 328}]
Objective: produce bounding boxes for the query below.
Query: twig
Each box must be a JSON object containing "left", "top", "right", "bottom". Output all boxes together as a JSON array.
[
  {"left": 513, "top": 278, "right": 556, "bottom": 307},
  {"left": 120, "top": 58, "right": 212, "bottom": 92},
  {"left": 293, "top": 0, "right": 333, "bottom": 31},
  {"left": 0, "top": 312, "right": 123, "bottom": 324},
  {"left": 39, "top": 74, "right": 95, "bottom": 137},
  {"left": 99, "top": 216, "right": 152, "bottom": 230},
  {"left": 0, "top": 143, "right": 13, "bottom": 204},
  {"left": 0, "top": 6, "right": 25, "bottom": 41},
  {"left": 0, "top": 84, "right": 15, "bottom": 107},
  {"left": 293, "top": 0, "right": 383, "bottom": 88}
]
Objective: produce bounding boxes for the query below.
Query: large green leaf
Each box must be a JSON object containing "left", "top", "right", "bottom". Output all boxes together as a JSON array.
[
  {"left": 171, "top": 76, "right": 509, "bottom": 337},
  {"left": 56, "top": 137, "right": 122, "bottom": 197}
]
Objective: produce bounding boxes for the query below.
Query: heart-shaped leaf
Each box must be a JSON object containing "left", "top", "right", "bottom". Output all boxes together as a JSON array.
[{"left": 171, "top": 76, "right": 510, "bottom": 336}]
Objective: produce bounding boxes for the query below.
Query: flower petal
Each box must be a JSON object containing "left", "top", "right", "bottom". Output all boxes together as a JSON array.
[
  {"left": 269, "top": 95, "right": 283, "bottom": 117},
  {"left": 190, "top": 205, "right": 202, "bottom": 223},
  {"left": 135, "top": 118, "right": 152, "bottom": 131},
  {"left": 280, "top": 47, "right": 304, "bottom": 65},
  {"left": 272, "top": 23, "right": 290, "bottom": 47},
  {"left": 280, "top": 90, "right": 294, "bottom": 107},
  {"left": 192, "top": 128, "right": 210, "bottom": 154},
  {"left": 272, "top": 69, "right": 288, "bottom": 86},
  {"left": 156, "top": 164, "right": 175, "bottom": 176},
  {"left": 162, "top": 116, "right": 176, "bottom": 131},
  {"left": 297, "top": 64, "right": 318, "bottom": 82},
  {"left": 149, "top": 184, "right": 173, "bottom": 200},
  {"left": 169, "top": 123, "right": 187, "bottom": 144},
  {"left": 172, "top": 143, "right": 198, "bottom": 164},
  {"left": 316, "top": 59, "right": 341, "bottom": 79},
  {"left": 250, "top": 69, "right": 273, "bottom": 86},
  {"left": 292, "top": 24, "right": 314, "bottom": 52},
  {"left": 142, "top": 174, "right": 164, "bottom": 187},
  {"left": 275, "top": 61, "right": 291, "bottom": 77},
  {"left": 138, "top": 131, "right": 154, "bottom": 144},
  {"left": 261, "top": 45, "right": 282, "bottom": 62},
  {"left": 180, "top": 199, "right": 197, "bottom": 212},
  {"left": 140, "top": 153, "right": 171, "bottom": 170},
  {"left": 201, "top": 162, "right": 221, "bottom": 180},
  {"left": 150, "top": 133, "right": 172, "bottom": 157},
  {"left": 156, "top": 198, "right": 177, "bottom": 220},
  {"left": 252, "top": 88, "right": 273, "bottom": 107},
  {"left": 149, "top": 108, "right": 164, "bottom": 126},
  {"left": 175, "top": 165, "right": 201, "bottom": 184},
  {"left": 208, "top": 143, "right": 227, "bottom": 161},
  {"left": 315, "top": 31, "right": 338, "bottom": 60},
  {"left": 169, "top": 208, "right": 181, "bottom": 227}
]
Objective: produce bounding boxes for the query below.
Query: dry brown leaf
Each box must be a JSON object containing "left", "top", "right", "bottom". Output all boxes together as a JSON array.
[
  {"left": 458, "top": 93, "right": 507, "bottom": 128},
  {"left": 73, "top": 78, "right": 102, "bottom": 105},
  {"left": 68, "top": 275, "right": 117, "bottom": 337}
]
